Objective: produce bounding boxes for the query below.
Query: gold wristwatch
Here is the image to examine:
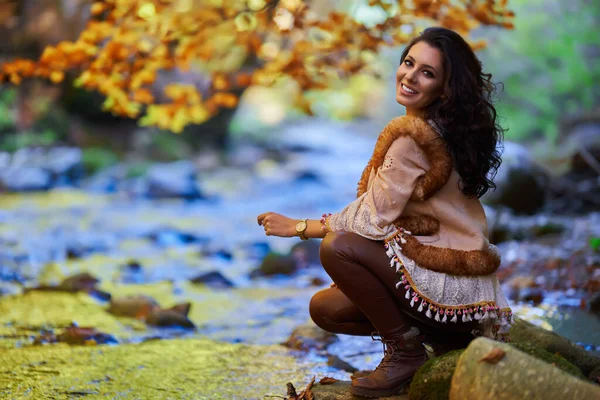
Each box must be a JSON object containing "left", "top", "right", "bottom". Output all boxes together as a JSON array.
[{"left": 295, "top": 219, "right": 308, "bottom": 240}]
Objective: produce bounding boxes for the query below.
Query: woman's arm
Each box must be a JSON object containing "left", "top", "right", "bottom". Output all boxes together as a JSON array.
[
  {"left": 256, "top": 213, "right": 327, "bottom": 239},
  {"left": 325, "top": 136, "right": 428, "bottom": 240},
  {"left": 257, "top": 136, "right": 428, "bottom": 241}
]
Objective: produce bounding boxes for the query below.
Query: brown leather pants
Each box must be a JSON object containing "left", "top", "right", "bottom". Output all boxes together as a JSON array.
[{"left": 311, "top": 232, "right": 479, "bottom": 340}]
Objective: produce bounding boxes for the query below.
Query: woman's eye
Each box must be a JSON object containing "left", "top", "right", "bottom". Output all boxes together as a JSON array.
[
  {"left": 423, "top": 71, "right": 434, "bottom": 77},
  {"left": 404, "top": 60, "right": 412, "bottom": 67}
]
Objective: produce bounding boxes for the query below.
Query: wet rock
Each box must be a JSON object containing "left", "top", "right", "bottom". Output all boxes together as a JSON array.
[
  {"left": 146, "top": 309, "right": 196, "bottom": 329},
  {"left": 589, "top": 292, "right": 600, "bottom": 315},
  {"left": 327, "top": 355, "right": 357, "bottom": 373},
  {"left": 290, "top": 239, "right": 322, "bottom": 268},
  {"left": 2, "top": 167, "right": 52, "bottom": 192},
  {"left": 482, "top": 141, "right": 548, "bottom": 215},
  {"left": 190, "top": 271, "right": 235, "bottom": 288},
  {"left": 25, "top": 273, "right": 111, "bottom": 301},
  {"left": 34, "top": 325, "right": 118, "bottom": 346},
  {"left": 311, "top": 381, "right": 408, "bottom": 399},
  {"left": 145, "top": 160, "right": 204, "bottom": 199},
  {"left": 282, "top": 322, "right": 338, "bottom": 351},
  {"left": 509, "top": 317, "right": 600, "bottom": 380},
  {"left": 409, "top": 349, "right": 463, "bottom": 400},
  {"left": 82, "top": 165, "right": 122, "bottom": 193},
  {"left": 520, "top": 286, "right": 544, "bottom": 305},
  {"left": 243, "top": 241, "right": 271, "bottom": 260},
  {"left": 250, "top": 252, "right": 299, "bottom": 278},
  {"left": 45, "top": 147, "right": 84, "bottom": 185},
  {"left": 108, "top": 295, "right": 195, "bottom": 329},
  {"left": 449, "top": 338, "right": 600, "bottom": 400},
  {"left": 148, "top": 228, "right": 208, "bottom": 247}
]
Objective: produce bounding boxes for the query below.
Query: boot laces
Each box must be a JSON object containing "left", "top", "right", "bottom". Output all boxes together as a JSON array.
[{"left": 370, "top": 333, "right": 402, "bottom": 372}]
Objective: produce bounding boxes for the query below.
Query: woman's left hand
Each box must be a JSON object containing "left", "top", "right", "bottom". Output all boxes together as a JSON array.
[{"left": 257, "top": 212, "right": 297, "bottom": 238}]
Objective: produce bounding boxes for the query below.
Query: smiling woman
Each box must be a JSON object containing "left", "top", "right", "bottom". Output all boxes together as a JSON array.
[
  {"left": 396, "top": 42, "right": 445, "bottom": 114},
  {"left": 257, "top": 27, "right": 511, "bottom": 398}
]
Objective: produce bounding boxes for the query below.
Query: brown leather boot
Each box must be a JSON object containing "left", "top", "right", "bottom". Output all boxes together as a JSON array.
[{"left": 350, "top": 326, "right": 427, "bottom": 398}]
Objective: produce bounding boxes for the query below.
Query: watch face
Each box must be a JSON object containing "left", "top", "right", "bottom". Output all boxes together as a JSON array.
[{"left": 296, "top": 221, "right": 307, "bottom": 231}]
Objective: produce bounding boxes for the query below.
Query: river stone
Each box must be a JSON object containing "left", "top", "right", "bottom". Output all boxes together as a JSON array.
[
  {"left": 449, "top": 337, "right": 600, "bottom": 400},
  {"left": 145, "top": 160, "right": 203, "bottom": 199},
  {"left": 509, "top": 317, "right": 600, "bottom": 380},
  {"left": 311, "top": 381, "right": 408, "bottom": 399},
  {"left": 481, "top": 141, "right": 548, "bottom": 215},
  {"left": 290, "top": 239, "right": 322, "bottom": 267},
  {"left": 250, "top": 252, "right": 299, "bottom": 277},
  {"left": 282, "top": 322, "right": 337, "bottom": 351}
]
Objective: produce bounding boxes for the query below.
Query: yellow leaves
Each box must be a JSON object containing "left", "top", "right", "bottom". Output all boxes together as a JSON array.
[
  {"left": 137, "top": 3, "right": 157, "bottom": 20},
  {"left": 211, "top": 92, "right": 238, "bottom": 108},
  {"left": 90, "top": 2, "right": 106, "bottom": 16},
  {"left": 131, "top": 68, "right": 157, "bottom": 90},
  {"left": 50, "top": 71, "right": 65, "bottom": 84},
  {"left": 0, "top": 0, "right": 515, "bottom": 133},
  {"left": 132, "top": 88, "right": 155, "bottom": 104},
  {"left": 235, "top": 12, "right": 257, "bottom": 32},
  {"left": 164, "top": 83, "right": 202, "bottom": 104}
]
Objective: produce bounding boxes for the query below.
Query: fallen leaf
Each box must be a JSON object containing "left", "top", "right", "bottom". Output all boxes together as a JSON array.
[
  {"left": 478, "top": 348, "right": 506, "bottom": 364},
  {"left": 286, "top": 382, "right": 297, "bottom": 399},
  {"left": 319, "top": 376, "right": 339, "bottom": 384}
]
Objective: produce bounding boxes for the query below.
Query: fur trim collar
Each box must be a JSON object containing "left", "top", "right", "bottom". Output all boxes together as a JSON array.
[
  {"left": 359, "top": 115, "right": 500, "bottom": 276},
  {"left": 356, "top": 116, "right": 452, "bottom": 200}
]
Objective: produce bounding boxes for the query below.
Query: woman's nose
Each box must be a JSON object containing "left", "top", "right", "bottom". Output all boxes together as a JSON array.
[{"left": 405, "top": 71, "right": 417, "bottom": 83}]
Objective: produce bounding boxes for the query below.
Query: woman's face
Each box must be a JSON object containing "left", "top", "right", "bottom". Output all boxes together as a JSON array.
[{"left": 395, "top": 41, "right": 445, "bottom": 115}]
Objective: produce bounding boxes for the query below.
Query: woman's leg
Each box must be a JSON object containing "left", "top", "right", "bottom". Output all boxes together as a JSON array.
[
  {"left": 319, "top": 231, "right": 479, "bottom": 334},
  {"left": 309, "top": 287, "right": 375, "bottom": 336}
]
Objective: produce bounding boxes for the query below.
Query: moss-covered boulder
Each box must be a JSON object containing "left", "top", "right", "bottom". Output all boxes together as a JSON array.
[
  {"left": 409, "top": 349, "right": 464, "bottom": 400},
  {"left": 409, "top": 334, "right": 587, "bottom": 400},
  {"left": 510, "top": 317, "right": 600, "bottom": 380},
  {"left": 449, "top": 338, "right": 600, "bottom": 400}
]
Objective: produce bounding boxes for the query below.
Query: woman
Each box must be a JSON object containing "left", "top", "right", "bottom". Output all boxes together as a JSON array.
[{"left": 257, "top": 27, "right": 512, "bottom": 398}]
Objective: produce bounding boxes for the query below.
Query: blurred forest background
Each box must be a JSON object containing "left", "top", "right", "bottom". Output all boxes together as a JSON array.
[{"left": 0, "top": 1, "right": 599, "bottom": 398}]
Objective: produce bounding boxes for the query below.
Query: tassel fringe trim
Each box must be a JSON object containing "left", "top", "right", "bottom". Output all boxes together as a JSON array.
[{"left": 384, "top": 236, "right": 514, "bottom": 339}]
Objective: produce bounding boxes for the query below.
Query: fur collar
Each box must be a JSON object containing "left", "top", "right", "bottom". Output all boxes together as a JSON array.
[
  {"left": 356, "top": 116, "right": 453, "bottom": 201},
  {"left": 357, "top": 115, "right": 501, "bottom": 276}
]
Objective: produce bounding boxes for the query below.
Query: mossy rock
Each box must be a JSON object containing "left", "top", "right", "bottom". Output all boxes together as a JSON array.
[
  {"left": 510, "top": 342, "right": 585, "bottom": 380},
  {"left": 510, "top": 317, "right": 600, "bottom": 379},
  {"left": 409, "top": 349, "right": 464, "bottom": 400},
  {"left": 409, "top": 337, "right": 587, "bottom": 400}
]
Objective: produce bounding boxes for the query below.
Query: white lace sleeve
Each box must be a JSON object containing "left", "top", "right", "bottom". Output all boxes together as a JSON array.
[{"left": 326, "top": 136, "right": 428, "bottom": 241}]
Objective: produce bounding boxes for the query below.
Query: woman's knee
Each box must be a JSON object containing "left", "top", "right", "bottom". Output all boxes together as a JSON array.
[
  {"left": 319, "top": 232, "right": 357, "bottom": 267},
  {"left": 309, "top": 288, "right": 334, "bottom": 328}
]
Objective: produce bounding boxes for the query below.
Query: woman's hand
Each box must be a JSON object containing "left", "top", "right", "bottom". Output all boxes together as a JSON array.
[{"left": 257, "top": 212, "right": 297, "bottom": 238}]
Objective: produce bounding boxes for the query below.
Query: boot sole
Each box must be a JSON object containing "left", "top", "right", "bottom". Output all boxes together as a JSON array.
[{"left": 349, "top": 379, "right": 411, "bottom": 398}]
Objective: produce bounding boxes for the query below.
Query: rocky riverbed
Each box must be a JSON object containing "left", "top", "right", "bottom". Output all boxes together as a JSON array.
[{"left": 0, "top": 119, "right": 599, "bottom": 398}]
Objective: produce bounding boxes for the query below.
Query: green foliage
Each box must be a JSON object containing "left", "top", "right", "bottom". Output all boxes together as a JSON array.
[
  {"left": 0, "top": 87, "right": 17, "bottom": 130},
  {"left": 479, "top": 0, "right": 599, "bottom": 142},
  {"left": 82, "top": 147, "right": 119, "bottom": 175},
  {"left": 0, "top": 130, "right": 59, "bottom": 152},
  {"left": 590, "top": 237, "right": 600, "bottom": 252}
]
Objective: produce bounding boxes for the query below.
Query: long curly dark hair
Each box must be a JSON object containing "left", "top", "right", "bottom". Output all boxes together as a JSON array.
[{"left": 400, "top": 27, "right": 504, "bottom": 198}]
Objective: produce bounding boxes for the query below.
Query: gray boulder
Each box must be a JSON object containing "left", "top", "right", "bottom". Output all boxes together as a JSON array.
[{"left": 483, "top": 141, "right": 548, "bottom": 214}]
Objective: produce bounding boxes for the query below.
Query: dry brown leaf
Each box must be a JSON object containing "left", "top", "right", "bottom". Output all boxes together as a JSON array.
[
  {"left": 319, "top": 376, "right": 339, "bottom": 384},
  {"left": 478, "top": 348, "right": 506, "bottom": 364}
]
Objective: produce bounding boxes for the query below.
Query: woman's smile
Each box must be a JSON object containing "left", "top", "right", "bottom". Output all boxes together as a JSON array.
[{"left": 400, "top": 83, "right": 419, "bottom": 95}]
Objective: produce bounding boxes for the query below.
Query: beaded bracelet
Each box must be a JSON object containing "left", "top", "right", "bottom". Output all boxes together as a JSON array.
[{"left": 320, "top": 213, "right": 332, "bottom": 232}]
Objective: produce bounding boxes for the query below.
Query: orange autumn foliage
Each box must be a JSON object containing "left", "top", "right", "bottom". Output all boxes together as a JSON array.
[{"left": 0, "top": 0, "right": 513, "bottom": 133}]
